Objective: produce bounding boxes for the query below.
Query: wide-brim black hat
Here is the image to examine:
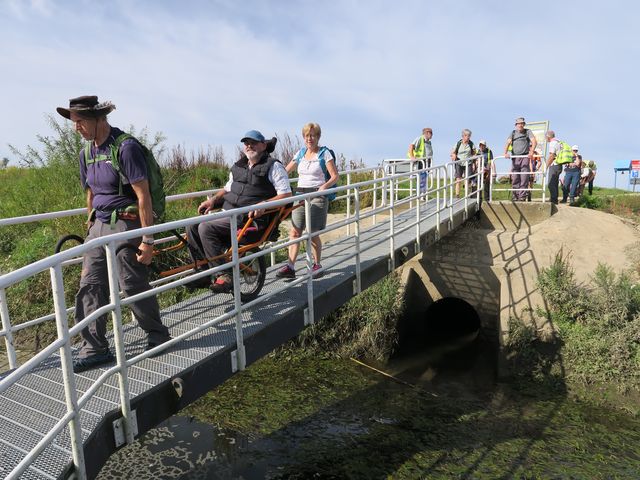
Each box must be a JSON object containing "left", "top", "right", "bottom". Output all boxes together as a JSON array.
[{"left": 56, "top": 95, "right": 116, "bottom": 119}]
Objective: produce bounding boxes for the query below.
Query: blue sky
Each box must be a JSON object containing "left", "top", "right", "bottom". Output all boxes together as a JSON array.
[{"left": 1, "top": 0, "right": 638, "bottom": 188}]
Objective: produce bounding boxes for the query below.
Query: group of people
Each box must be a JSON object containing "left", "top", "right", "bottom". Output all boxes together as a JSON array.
[
  {"left": 57, "top": 95, "right": 338, "bottom": 372},
  {"left": 407, "top": 117, "right": 597, "bottom": 203},
  {"left": 408, "top": 125, "right": 498, "bottom": 200},
  {"left": 54, "top": 94, "right": 600, "bottom": 373}
]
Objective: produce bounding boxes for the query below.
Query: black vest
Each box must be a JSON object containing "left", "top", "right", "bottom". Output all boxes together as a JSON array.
[{"left": 223, "top": 154, "right": 279, "bottom": 210}]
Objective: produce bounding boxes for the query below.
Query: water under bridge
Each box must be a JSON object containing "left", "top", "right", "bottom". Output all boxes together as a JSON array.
[{"left": 0, "top": 161, "right": 490, "bottom": 479}]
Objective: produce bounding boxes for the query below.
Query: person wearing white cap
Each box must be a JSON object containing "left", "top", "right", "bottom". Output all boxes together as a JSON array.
[{"left": 504, "top": 117, "right": 537, "bottom": 201}]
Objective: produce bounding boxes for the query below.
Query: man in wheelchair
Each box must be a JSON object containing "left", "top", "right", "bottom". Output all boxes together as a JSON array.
[{"left": 187, "top": 130, "right": 292, "bottom": 292}]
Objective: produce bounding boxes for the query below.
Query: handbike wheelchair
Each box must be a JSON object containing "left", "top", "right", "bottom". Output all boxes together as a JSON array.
[{"left": 54, "top": 204, "right": 296, "bottom": 302}]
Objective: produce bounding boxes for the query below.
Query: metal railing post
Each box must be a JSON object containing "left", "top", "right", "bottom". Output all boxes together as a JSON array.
[
  {"left": 354, "top": 189, "right": 362, "bottom": 294},
  {"left": 346, "top": 172, "right": 352, "bottom": 236},
  {"left": 105, "top": 242, "right": 134, "bottom": 445},
  {"left": 381, "top": 164, "right": 388, "bottom": 207},
  {"left": 0, "top": 288, "right": 17, "bottom": 369},
  {"left": 436, "top": 169, "right": 441, "bottom": 238},
  {"left": 50, "top": 264, "right": 87, "bottom": 480},
  {"left": 448, "top": 164, "right": 454, "bottom": 224},
  {"left": 478, "top": 156, "right": 484, "bottom": 206},
  {"left": 409, "top": 161, "right": 416, "bottom": 209},
  {"left": 464, "top": 160, "right": 469, "bottom": 217},
  {"left": 304, "top": 198, "right": 315, "bottom": 324},
  {"left": 389, "top": 176, "right": 396, "bottom": 272},
  {"left": 542, "top": 162, "right": 548, "bottom": 203},
  {"left": 373, "top": 168, "right": 378, "bottom": 225},
  {"left": 229, "top": 214, "right": 246, "bottom": 371},
  {"left": 416, "top": 164, "right": 421, "bottom": 248}
]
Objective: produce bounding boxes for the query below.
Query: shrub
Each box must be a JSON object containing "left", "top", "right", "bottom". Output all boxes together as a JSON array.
[
  {"left": 287, "top": 273, "right": 402, "bottom": 361},
  {"left": 536, "top": 250, "right": 640, "bottom": 393}
]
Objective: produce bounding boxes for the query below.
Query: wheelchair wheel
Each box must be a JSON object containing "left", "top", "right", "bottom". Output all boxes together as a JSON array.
[
  {"left": 54, "top": 234, "right": 85, "bottom": 254},
  {"left": 239, "top": 248, "right": 266, "bottom": 302}
]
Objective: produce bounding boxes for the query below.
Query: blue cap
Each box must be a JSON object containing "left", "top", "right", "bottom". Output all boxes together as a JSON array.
[{"left": 240, "top": 130, "right": 266, "bottom": 143}]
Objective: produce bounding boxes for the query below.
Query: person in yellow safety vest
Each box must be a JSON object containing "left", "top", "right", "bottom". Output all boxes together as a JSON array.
[
  {"left": 408, "top": 127, "right": 433, "bottom": 168},
  {"left": 545, "top": 130, "right": 573, "bottom": 204}
]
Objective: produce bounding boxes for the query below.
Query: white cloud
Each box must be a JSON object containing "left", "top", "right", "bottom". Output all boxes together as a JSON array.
[{"left": 1, "top": 0, "right": 639, "bottom": 187}]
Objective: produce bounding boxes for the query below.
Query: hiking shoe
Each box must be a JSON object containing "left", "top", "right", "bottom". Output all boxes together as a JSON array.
[
  {"left": 276, "top": 264, "right": 296, "bottom": 279},
  {"left": 311, "top": 263, "right": 324, "bottom": 279},
  {"left": 210, "top": 274, "right": 233, "bottom": 293},
  {"left": 185, "top": 274, "right": 212, "bottom": 291},
  {"left": 145, "top": 337, "right": 172, "bottom": 357},
  {"left": 73, "top": 351, "right": 115, "bottom": 373}
]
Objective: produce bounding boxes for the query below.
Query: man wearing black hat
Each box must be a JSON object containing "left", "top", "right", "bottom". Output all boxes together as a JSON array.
[
  {"left": 57, "top": 95, "right": 170, "bottom": 372},
  {"left": 187, "top": 129, "right": 292, "bottom": 293}
]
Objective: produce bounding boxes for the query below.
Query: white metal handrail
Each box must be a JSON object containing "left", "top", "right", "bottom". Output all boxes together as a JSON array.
[
  {"left": 0, "top": 161, "right": 478, "bottom": 479},
  {"left": 0, "top": 165, "right": 384, "bottom": 228},
  {"left": 489, "top": 154, "right": 548, "bottom": 202}
]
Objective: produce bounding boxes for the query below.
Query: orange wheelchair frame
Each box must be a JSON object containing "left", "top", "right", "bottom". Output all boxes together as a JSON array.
[{"left": 55, "top": 204, "right": 296, "bottom": 302}]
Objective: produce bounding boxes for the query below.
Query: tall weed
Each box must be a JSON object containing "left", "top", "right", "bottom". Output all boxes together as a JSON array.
[{"left": 536, "top": 250, "right": 640, "bottom": 392}]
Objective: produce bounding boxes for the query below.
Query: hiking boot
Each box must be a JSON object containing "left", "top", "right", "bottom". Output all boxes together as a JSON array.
[
  {"left": 185, "top": 274, "right": 212, "bottom": 291},
  {"left": 73, "top": 351, "right": 115, "bottom": 373},
  {"left": 276, "top": 264, "right": 296, "bottom": 279},
  {"left": 145, "top": 337, "right": 172, "bottom": 357},
  {"left": 210, "top": 274, "right": 233, "bottom": 293},
  {"left": 311, "top": 263, "right": 324, "bottom": 279}
]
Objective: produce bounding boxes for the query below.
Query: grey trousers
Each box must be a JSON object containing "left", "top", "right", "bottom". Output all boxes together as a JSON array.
[
  {"left": 75, "top": 219, "right": 169, "bottom": 358},
  {"left": 511, "top": 157, "right": 530, "bottom": 200}
]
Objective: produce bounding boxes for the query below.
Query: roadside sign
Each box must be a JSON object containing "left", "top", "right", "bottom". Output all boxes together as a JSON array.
[{"left": 631, "top": 160, "right": 640, "bottom": 186}]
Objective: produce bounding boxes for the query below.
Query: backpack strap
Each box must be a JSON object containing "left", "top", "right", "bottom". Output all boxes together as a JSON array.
[
  {"left": 317, "top": 146, "right": 330, "bottom": 180},
  {"left": 454, "top": 139, "right": 462, "bottom": 155},
  {"left": 83, "top": 133, "right": 138, "bottom": 226},
  {"left": 294, "top": 147, "right": 307, "bottom": 165}
]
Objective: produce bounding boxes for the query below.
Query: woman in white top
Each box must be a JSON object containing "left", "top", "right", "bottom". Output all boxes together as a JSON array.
[{"left": 276, "top": 123, "right": 339, "bottom": 279}]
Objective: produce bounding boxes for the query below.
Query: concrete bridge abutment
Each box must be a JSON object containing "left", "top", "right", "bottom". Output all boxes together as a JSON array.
[{"left": 398, "top": 201, "right": 556, "bottom": 378}]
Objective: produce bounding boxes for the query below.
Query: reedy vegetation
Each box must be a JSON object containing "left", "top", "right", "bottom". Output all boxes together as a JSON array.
[{"left": 508, "top": 249, "right": 640, "bottom": 405}]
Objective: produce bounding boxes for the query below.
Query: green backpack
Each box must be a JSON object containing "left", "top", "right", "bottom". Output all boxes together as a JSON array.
[{"left": 84, "top": 133, "right": 166, "bottom": 222}]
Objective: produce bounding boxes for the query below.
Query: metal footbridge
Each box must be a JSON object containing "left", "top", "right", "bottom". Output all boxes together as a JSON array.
[{"left": 0, "top": 160, "right": 481, "bottom": 479}]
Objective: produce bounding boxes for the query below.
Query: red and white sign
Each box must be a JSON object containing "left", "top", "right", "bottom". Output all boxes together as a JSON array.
[{"left": 631, "top": 160, "right": 640, "bottom": 170}]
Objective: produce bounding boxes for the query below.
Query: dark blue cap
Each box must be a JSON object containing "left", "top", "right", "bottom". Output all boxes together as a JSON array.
[{"left": 240, "top": 130, "right": 266, "bottom": 143}]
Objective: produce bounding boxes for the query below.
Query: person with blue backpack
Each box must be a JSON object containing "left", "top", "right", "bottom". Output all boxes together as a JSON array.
[
  {"left": 276, "top": 123, "right": 339, "bottom": 279},
  {"left": 56, "top": 95, "right": 170, "bottom": 372}
]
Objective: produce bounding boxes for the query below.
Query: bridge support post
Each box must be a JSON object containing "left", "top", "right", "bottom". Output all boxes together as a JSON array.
[
  {"left": 0, "top": 288, "right": 17, "bottom": 369},
  {"left": 388, "top": 176, "right": 396, "bottom": 272},
  {"left": 346, "top": 172, "right": 352, "bottom": 236},
  {"left": 106, "top": 242, "right": 135, "bottom": 446},
  {"left": 304, "top": 199, "right": 315, "bottom": 327},
  {"left": 230, "top": 215, "right": 246, "bottom": 371},
  {"left": 51, "top": 264, "right": 87, "bottom": 479},
  {"left": 354, "top": 189, "right": 362, "bottom": 294}
]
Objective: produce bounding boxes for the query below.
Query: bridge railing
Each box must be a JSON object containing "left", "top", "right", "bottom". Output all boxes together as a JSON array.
[
  {"left": 0, "top": 161, "right": 480, "bottom": 480},
  {"left": 488, "top": 154, "right": 548, "bottom": 202}
]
